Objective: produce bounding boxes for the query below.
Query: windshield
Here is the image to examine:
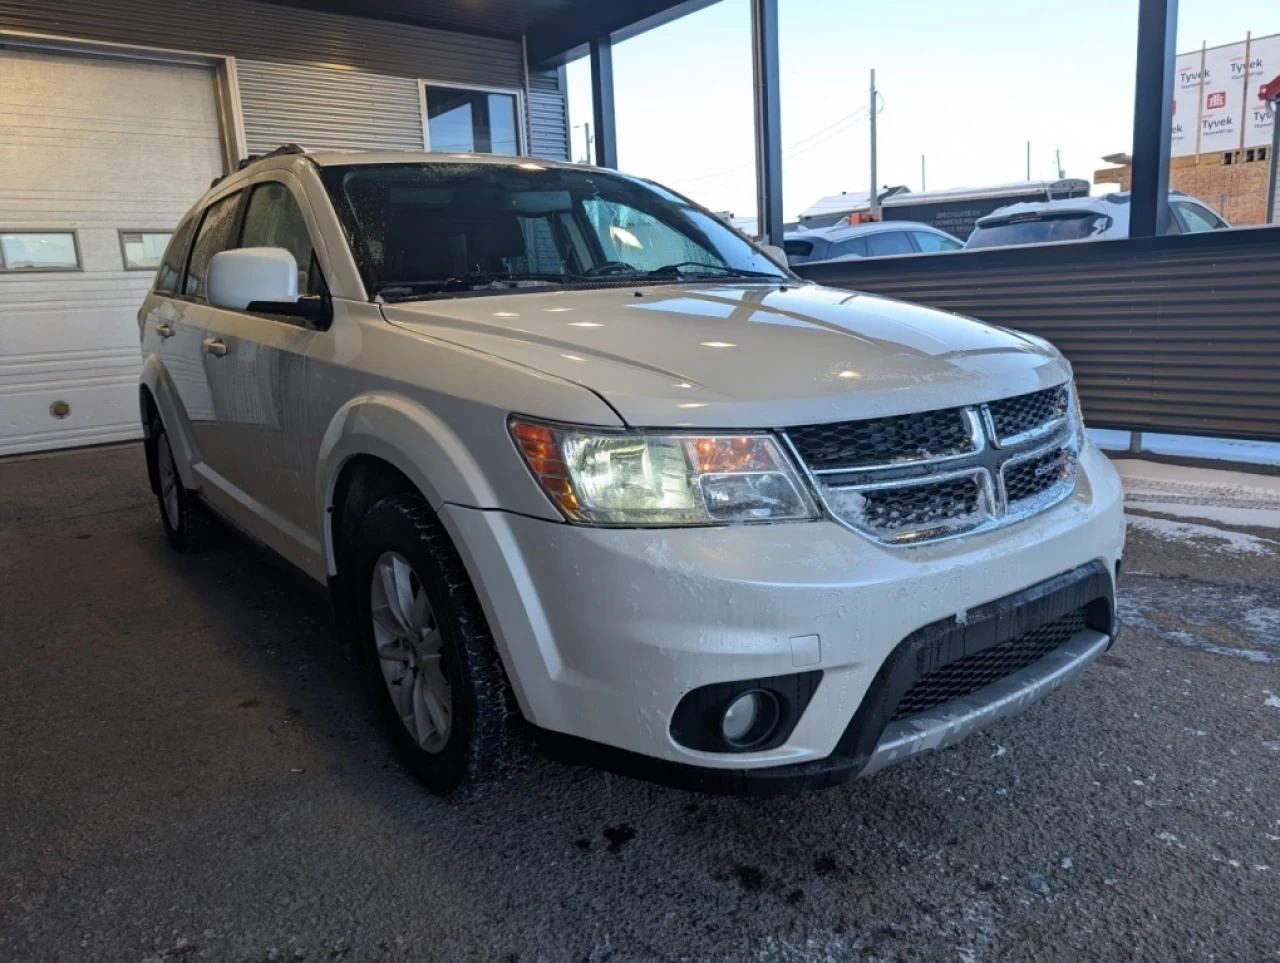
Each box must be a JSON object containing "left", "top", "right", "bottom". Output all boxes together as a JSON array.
[
  {"left": 319, "top": 163, "right": 790, "bottom": 299},
  {"left": 966, "top": 212, "right": 1112, "bottom": 249}
]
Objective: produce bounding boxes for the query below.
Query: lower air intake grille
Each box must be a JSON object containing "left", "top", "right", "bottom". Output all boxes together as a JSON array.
[{"left": 890, "top": 607, "right": 1088, "bottom": 721}]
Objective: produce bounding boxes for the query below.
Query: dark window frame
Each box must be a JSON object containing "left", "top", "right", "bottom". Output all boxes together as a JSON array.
[
  {"left": 421, "top": 81, "right": 525, "bottom": 156},
  {"left": 153, "top": 217, "right": 198, "bottom": 296},
  {"left": 232, "top": 178, "right": 331, "bottom": 329},
  {"left": 177, "top": 190, "right": 247, "bottom": 303}
]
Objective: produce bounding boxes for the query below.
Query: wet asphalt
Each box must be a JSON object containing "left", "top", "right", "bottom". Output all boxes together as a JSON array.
[{"left": 1, "top": 444, "right": 1278, "bottom": 963}]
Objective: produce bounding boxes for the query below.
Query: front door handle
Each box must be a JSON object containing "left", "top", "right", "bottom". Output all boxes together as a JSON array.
[
  {"left": 202, "top": 338, "right": 228, "bottom": 358},
  {"left": 155, "top": 323, "right": 175, "bottom": 339}
]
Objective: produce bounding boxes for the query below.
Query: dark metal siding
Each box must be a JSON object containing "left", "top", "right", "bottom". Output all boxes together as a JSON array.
[
  {"left": 528, "top": 66, "right": 571, "bottom": 161},
  {"left": 238, "top": 60, "right": 424, "bottom": 153},
  {"left": 0, "top": 0, "right": 525, "bottom": 87},
  {"left": 796, "top": 228, "right": 1280, "bottom": 443}
]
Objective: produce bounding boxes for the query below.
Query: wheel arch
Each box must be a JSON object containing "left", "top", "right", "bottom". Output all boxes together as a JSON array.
[
  {"left": 315, "top": 392, "right": 501, "bottom": 579},
  {"left": 139, "top": 384, "right": 161, "bottom": 495},
  {"left": 138, "top": 355, "right": 200, "bottom": 490}
]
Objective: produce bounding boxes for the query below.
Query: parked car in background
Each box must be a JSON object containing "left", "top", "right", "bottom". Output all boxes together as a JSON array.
[
  {"left": 139, "top": 148, "right": 1124, "bottom": 796},
  {"left": 966, "top": 191, "right": 1230, "bottom": 249},
  {"left": 784, "top": 221, "right": 962, "bottom": 266}
]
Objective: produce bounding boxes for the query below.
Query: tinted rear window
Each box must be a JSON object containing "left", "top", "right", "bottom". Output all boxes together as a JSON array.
[
  {"left": 967, "top": 213, "right": 1111, "bottom": 249},
  {"left": 784, "top": 240, "right": 814, "bottom": 257}
]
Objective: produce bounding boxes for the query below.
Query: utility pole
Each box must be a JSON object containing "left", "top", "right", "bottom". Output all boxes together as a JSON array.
[
  {"left": 1055, "top": 148, "right": 1064, "bottom": 179},
  {"left": 869, "top": 69, "right": 880, "bottom": 218},
  {"left": 921, "top": 154, "right": 926, "bottom": 192},
  {"left": 1026, "top": 141, "right": 1031, "bottom": 180}
]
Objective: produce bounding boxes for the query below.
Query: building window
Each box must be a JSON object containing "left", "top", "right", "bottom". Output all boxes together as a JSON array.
[
  {"left": 0, "top": 231, "right": 80, "bottom": 271},
  {"left": 119, "top": 231, "right": 173, "bottom": 271},
  {"left": 424, "top": 84, "right": 520, "bottom": 155}
]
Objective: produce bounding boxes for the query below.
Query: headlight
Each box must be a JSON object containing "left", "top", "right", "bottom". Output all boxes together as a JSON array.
[
  {"left": 510, "top": 420, "right": 819, "bottom": 526},
  {"left": 1072, "top": 380, "right": 1085, "bottom": 426}
]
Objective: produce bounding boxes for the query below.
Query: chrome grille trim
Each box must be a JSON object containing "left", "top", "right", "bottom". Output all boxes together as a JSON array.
[
  {"left": 809, "top": 408, "right": 986, "bottom": 476},
  {"left": 998, "top": 441, "right": 1079, "bottom": 512},
  {"left": 782, "top": 383, "right": 1078, "bottom": 546},
  {"left": 984, "top": 384, "right": 1071, "bottom": 449},
  {"left": 821, "top": 467, "right": 996, "bottom": 544}
]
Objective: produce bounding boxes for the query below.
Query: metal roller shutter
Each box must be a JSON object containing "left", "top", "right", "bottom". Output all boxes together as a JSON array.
[
  {"left": 528, "top": 67, "right": 571, "bottom": 161},
  {"left": 238, "top": 60, "right": 425, "bottom": 154},
  {"left": 0, "top": 48, "right": 223, "bottom": 455}
]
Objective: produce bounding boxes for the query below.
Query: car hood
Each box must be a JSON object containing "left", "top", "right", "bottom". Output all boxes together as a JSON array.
[{"left": 381, "top": 282, "right": 1070, "bottom": 428}]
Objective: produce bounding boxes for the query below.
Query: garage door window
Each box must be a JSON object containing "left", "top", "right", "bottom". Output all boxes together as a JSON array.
[
  {"left": 0, "top": 231, "right": 80, "bottom": 271},
  {"left": 239, "top": 182, "right": 317, "bottom": 295},
  {"left": 424, "top": 84, "right": 520, "bottom": 155},
  {"left": 184, "top": 193, "right": 242, "bottom": 298},
  {"left": 119, "top": 231, "right": 172, "bottom": 271}
]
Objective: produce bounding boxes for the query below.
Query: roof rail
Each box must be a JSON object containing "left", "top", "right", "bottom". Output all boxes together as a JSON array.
[{"left": 236, "top": 144, "right": 309, "bottom": 171}]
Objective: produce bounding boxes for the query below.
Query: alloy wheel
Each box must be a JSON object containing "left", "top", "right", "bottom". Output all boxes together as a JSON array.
[
  {"left": 370, "top": 551, "right": 452, "bottom": 753},
  {"left": 156, "top": 432, "right": 180, "bottom": 529}
]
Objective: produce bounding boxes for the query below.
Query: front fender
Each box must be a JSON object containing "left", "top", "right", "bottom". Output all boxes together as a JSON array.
[
  {"left": 315, "top": 392, "right": 551, "bottom": 575},
  {"left": 139, "top": 354, "right": 201, "bottom": 491}
]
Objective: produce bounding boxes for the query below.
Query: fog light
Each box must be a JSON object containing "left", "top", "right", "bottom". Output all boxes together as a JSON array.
[{"left": 721, "top": 689, "right": 780, "bottom": 749}]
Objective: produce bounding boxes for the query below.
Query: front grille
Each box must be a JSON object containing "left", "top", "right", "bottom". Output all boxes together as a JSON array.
[
  {"left": 890, "top": 607, "right": 1088, "bottom": 721},
  {"left": 853, "top": 476, "right": 982, "bottom": 539},
  {"left": 988, "top": 385, "right": 1069, "bottom": 443},
  {"left": 787, "top": 407, "right": 973, "bottom": 471},
  {"left": 784, "top": 382, "right": 1077, "bottom": 545},
  {"left": 1004, "top": 447, "right": 1075, "bottom": 505}
]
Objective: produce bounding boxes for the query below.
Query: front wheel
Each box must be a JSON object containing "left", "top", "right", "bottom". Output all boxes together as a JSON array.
[
  {"left": 353, "top": 494, "right": 515, "bottom": 793},
  {"left": 152, "top": 419, "right": 215, "bottom": 552}
]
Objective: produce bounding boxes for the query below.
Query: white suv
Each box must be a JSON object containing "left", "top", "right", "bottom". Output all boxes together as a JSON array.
[{"left": 139, "top": 147, "right": 1125, "bottom": 794}]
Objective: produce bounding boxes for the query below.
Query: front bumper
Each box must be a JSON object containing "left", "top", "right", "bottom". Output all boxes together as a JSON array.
[{"left": 442, "top": 440, "right": 1125, "bottom": 790}]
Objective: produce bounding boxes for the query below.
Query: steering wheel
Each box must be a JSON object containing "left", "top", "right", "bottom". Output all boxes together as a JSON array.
[{"left": 581, "top": 261, "right": 636, "bottom": 277}]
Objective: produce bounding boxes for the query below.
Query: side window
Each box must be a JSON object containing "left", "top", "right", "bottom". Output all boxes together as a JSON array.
[
  {"left": 1174, "top": 202, "right": 1225, "bottom": 233},
  {"left": 154, "top": 217, "right": 197, "bottom": 294},
  {"left": 184, "top": 192, "right": 242, "bottom": 298},
  {"left": 910, "top": 231, "right": 961, "bottom": 253},
  {"left": 831, "top": 237, "right": 868, "bottom": 259},
  {"left": 865, "top": 231, "right": 915, "bottom": 257},
  {"left": 239, "top": 182, "right": 319, "bottom": 295}
]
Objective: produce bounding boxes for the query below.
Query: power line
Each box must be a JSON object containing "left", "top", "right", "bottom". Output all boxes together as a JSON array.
[{"left": 671, "top": 102, "right": 877, "bottom": 186}]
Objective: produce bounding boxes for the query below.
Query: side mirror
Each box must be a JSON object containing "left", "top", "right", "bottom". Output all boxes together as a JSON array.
[
  {"left": 760, "top": 243, "right": 788, "bottom": 265},
  {"left": 208, "top": 247, "right": 298, "bottom": 311}
]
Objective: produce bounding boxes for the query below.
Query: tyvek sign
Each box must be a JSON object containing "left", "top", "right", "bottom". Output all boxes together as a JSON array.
[
  {"left": 1245, "top": 35, "right": 1280, "bottom": 146},
  {"left": 1199, "top": 45, "right": 1248, "bottom": 150},
  {"left": 1170, "top": 33, "right": 1279, "bottom": 156}
]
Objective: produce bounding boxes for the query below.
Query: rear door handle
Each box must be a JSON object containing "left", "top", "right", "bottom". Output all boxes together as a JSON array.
[
  {"left": 155, "top": 323, "right": 175, "bottom": 339},
  {"left": 202, "top": 338, "right": 228, "bottom": 357}
]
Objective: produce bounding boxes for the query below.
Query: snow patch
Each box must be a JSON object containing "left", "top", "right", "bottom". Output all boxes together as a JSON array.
[{"left": 1126, "top": 514, "right": 1278, "bottom": 555}]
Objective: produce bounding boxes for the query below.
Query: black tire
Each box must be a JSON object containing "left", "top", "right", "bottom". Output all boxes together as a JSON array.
[
  {"left": 353, "top": 493, "right": 515, "bottom": 793},
  {"left": 151, "top": 418, "right": 216, "bottom": 553}
]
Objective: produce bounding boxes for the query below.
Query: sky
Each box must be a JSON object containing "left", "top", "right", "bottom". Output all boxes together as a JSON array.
[{"left": 565, "top": 0, "right": 1280, "bottom": 220}]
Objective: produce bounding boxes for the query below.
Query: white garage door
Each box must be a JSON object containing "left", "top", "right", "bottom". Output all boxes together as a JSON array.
[{"left": 0, "top": 48, "right": 225, "bottom": 455}]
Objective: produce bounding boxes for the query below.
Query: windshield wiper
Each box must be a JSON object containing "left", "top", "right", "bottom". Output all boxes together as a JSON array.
[
  {"left": 642, "top": 262, "right": 786, "bottom": 280},
  {"left": 375, "top": 272, "right": 586, "bottom": 300}
]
